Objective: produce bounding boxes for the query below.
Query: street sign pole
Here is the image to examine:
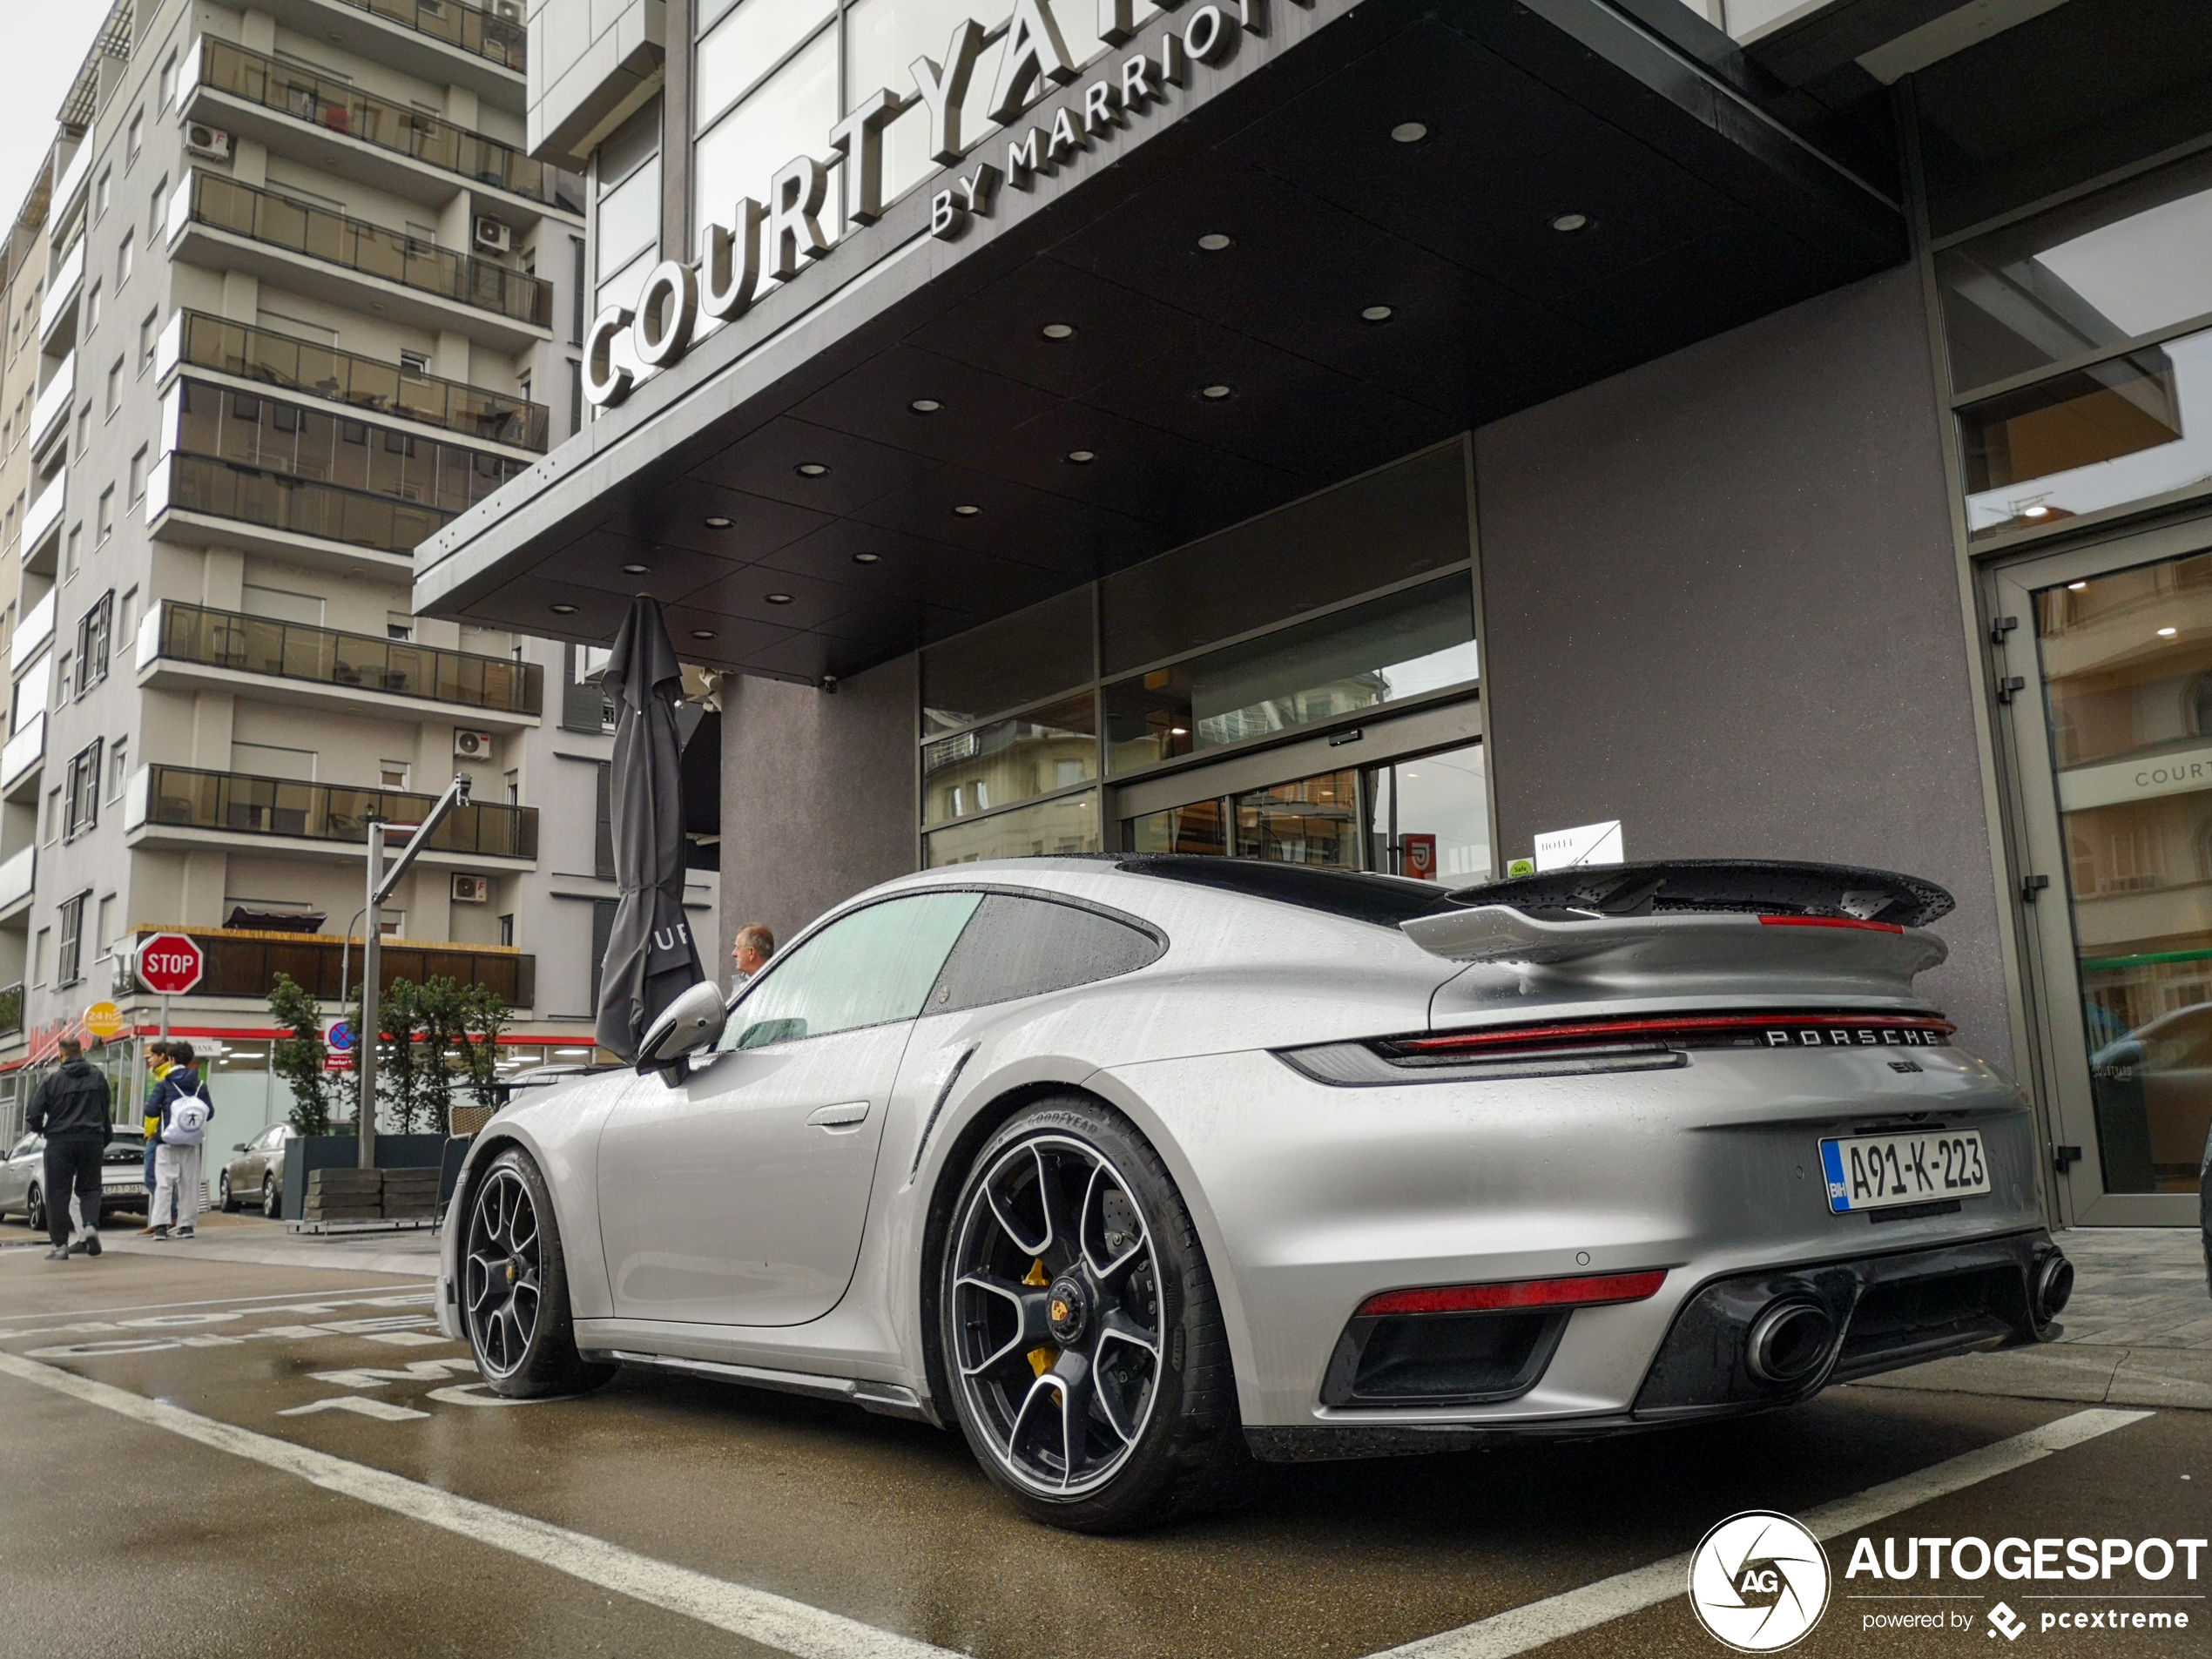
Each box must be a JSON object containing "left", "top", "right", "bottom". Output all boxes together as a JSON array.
[{"left": 359, "top": 819, "right": 383, "bottom": 1171}]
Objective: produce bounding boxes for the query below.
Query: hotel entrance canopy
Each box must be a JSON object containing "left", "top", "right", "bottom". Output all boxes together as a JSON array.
[{"left": 414, "top": 0, "right": 1903, "bottom": 683}]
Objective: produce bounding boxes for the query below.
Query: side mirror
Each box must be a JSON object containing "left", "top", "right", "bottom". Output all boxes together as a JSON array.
[
  {"left": 635, "top": 979, "right": 728, "bottom": 1075},
  {"left": 232, "top": 1143, "right": 247, "bottom": 1152}
]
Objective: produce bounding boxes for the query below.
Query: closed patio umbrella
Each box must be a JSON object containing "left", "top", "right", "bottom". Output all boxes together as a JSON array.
[{"left": 593, "top": 596, "right": 706, "bottom": 1060}]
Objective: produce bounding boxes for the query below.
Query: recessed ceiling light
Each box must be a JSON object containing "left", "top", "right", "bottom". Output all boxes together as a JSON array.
[
  {"left": 1391, "top": 122, "right": 1428, "bottom": 144},
  {"left": 550, "top": 604, "right": 577, "bottom": 615},
  {"left": 1201, "top": 384, "right": 1232, "bottom": 400},
  {"left": 1197, "top": 233, "right": 1234, "bottom": 252},
  {"left": 1066, "top": 449, "right": 1096, "bottom": 464},
  {"left": 765, "top": 593, "right": 794, "bottom": 605},
  {"left": 2067, "top": 581, "right": 2088, "bottom": 590},
  {"left": 622, "top": 563, "right": 650, "bottom": 574},
  {"left": 2022, "top": 504, "right": 2049, "bottom": 518},
  {"left": 909, "top": 398, "right": 943, "bottom": 414},
  {"left": 795, "top": 462, "right": 829, "bottom": 477},
  {"left": 1041, "top": 322, "right": 1076, "bottom": 341},
  {"left": 852, "top": 551, "right": 881, "bottom": 564},
  {"left": 1550, "top": 212, "right": 1589, "bottom": 233},
  {"left": 1360, "top": 305, "right": 1394, "bottom": 323},
  {"left": 691, "top": 629, "right": 717, "bottom": 639},
  {"left": 704, "top": 516, "right": 732, "bottom": 528},
  {"left": 1169, "top": 725, "right": 1189, "bottom": 736},
  {"left": 2159, "top": 626, "right": 2178, "bottom": 637},
  {"left": 952, "top": 504, "right": 981, "bottom": 516}
]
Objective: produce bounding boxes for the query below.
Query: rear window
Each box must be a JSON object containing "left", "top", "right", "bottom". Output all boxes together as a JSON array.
[
  {"left": 926, "top": 894, "right": 1163, "bottom": 1015},
  {"left": 1115, "top": 855, "right": 1460, "bottom": 927}
]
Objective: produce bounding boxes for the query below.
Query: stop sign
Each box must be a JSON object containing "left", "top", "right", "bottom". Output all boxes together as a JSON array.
[{"left": 138, "top": 934, "right": 205, "bottom": 995}]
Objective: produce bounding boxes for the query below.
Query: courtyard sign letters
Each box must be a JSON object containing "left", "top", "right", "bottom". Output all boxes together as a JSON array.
[{"left": 583, "top": 0, "right": 1271, "bottom": 408}]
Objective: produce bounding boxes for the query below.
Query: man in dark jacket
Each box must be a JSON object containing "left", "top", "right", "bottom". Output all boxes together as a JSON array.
[{"left": 25, "top": 1037, "right": 111, "bottom": 1261}]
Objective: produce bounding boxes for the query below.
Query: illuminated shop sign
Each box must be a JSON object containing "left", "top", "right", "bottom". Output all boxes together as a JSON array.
[{"left": 583, "top": 0, "right": 1271, "bottom": 408}]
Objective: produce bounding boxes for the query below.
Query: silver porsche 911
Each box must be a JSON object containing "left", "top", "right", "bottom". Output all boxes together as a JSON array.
[{"left": 436, "top": 857, "right": 2072, "bottom": 1532}]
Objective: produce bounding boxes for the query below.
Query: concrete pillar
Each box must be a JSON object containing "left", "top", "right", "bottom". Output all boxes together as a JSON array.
[
  {"left": 189, "top": 691, "right": 235, "bottom": 769},
  {"left": 199, "top": 546, "right": 245, "bottom": 610},
  {"left": 240, "top": 10, "right": 276, "bottom": 51},
  {"left": 434, "top": 329, "right": 470, "bottom": 384},
  {"left": 444, "top": 85, "right": 480, "bottom": 128},
  {"left": 179, "top": 848, "right": 228, "bottom": 928},
  {"left": 219, "top": 271, "right": 259, "bottom": 323},
  {"left": 231, "top": 137, "right": 267, "bottom": 189}
]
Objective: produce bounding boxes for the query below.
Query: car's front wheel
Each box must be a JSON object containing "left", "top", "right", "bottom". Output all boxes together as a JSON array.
[
  {"left": 262, "top": 1174, "right": 280, "bottom": 1219},
  {"left": 25, "top": 1184, "right": 44, "bottom": 1234},
  {"left": 941, "top": 1096, "right": 1244, "bottom": 1532},
  {"left": 217, "top": 1171, "right": 237, "bottom": 1212},
  {"left": 462, "top": 1148, "right": 613, "bottom": 1399}
]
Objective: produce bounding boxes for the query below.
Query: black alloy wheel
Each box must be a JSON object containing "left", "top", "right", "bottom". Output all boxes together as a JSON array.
[
  {"left": 941, "top": 1096, "right": 1244, "bottom": 1532},
  {"left": 262, "top": 1174, "right": 280, "bottom": 1219},
  {"left": 462, "top": 1148, "right": 613, "bottom": 1398},
  {"left": 25, "top": 1184, "right": 44, "bottom": 1234},
  {"left": 217, "top": 1171, "right": 237, "bottom": 1212}
]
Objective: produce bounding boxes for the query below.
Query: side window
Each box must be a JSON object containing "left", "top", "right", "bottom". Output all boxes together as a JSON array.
[
  {"left": 10, "top": 1136, "right": 35, "bottom": 1160},
  {"left": 926, "top": 894, "right": 1165, "bottom": 1015},
  {"left": 721, "top": 892, "right": 983, "bottom": 1050}
]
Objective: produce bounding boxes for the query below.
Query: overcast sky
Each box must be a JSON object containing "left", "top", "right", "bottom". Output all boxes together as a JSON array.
[{"left": 0, "top": 10, "right": 112, "bottom": 228}]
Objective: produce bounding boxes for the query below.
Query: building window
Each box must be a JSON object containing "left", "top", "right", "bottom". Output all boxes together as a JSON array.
[
  {"left": 63, "top": 740, "right": 101, "bottom": 841},
  {"left": 159, "top": 51, "right": 178, "bottom": 111},
  {"left": 56, "top": 892, "right": 88, "bottom": 988},
  {"left": 594, "top": 762, "right": 614, "bottom": 880},
  {"left": 76, "top": 591, "right": 112, "bottom": 693},
  {"left": 399, "top": 349, "right": 429, "bottom": 375},
  {"left": 52, "top": 654, "right": 70, "bottom": 711},
  {"left": 503, "top": 767, "right": 519, "bottom": 805},
  {"left": 387, "top": 612, "right": 415, "bottom": 641},
  {"left": 95, "top": 894, "right": 115, "bottom": 958},
  {"left": 117, "top": 231, "right": 132, "bottom": 288},
  {"left": 85, "top": 280, "right": 100, "bottom": 335},
  {"left": 105, "top": 359, "right": 122, "bottom": 418},
  {"left": 75, "top": 403, "right": 89, "bottom": 452},
  {"left": 94, "top": 168, "right": 111, "bottom": 223},
  {"left": 380, "top": 759, "right": 410, "bottom": 790},
  {"left": 498, "top": 913, "right": 515, "bottom": 947},
  {"left": 568, "top": 359, "right": 582, "bottom": 435},
  {"left": 562, "top": 644, "right": 616, "bottom": 732},
  {"left": 41, "top": 787, "right": 59, "bottom": 846},
  {"left": 127, "top": 110, "right": 144, "bottom": 165},
  {"left": 63, "top": 527, "right": 79, "bottom": 580},
  {"left": 129, "top": 446, "right": 146, "bottom": 506},
  {"left": 32, "top": 927, "right": 49, "bottom": 988},
  {"left": 97, "top": 487, "right": 114, "bottom": 546},
  {"left": 118, "top": 587, "right": 137, "bottom": 645},
  {"left": 107, "top": 738, "right": 127, "bottom": 801},
  {"left": 138, "top": 311, "right": 158, "bottom": 374},
  {"left": 149, "top": 175, "right": 166, "bottom": 239},
  {"left": 570, "top": 236, "right": 585, "bottom": 345},
  {"left": 588, "top": 898, "right": 617, "bottom": 1008}
]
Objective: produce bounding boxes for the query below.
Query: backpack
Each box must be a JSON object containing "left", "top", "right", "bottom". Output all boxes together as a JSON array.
[{"left": 161, "top": 1081, "right": 210, "bottom": 1146}]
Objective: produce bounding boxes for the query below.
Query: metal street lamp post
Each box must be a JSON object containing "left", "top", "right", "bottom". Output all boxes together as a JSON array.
[{"left": 357, "top": 774, "right": 472, "bottom": 1170}]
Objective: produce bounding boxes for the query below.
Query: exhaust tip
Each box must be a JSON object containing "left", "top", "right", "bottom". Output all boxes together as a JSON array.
[
  {"left": 2033, "top": 1252, "right": 2074, "bottom": 1322},
  {"left": 1746, "top": 1298, "right": 1836, "bottom": 1386}
]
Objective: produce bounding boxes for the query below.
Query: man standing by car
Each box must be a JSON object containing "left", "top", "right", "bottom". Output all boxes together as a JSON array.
[
  {"left": 730, "top": 924, "right": 775, "bottom": 998},
  {"left": 146, "top": 1040, "right": 212, "bottom": 1242},
  {"left": 26, "top": 1036, "right": 112, "bottom": 1262}
]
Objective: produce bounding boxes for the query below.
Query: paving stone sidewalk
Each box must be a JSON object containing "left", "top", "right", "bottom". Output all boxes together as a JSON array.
[{"left": 1853, "top": 1226, "right": 2212, "bottom": 1410}]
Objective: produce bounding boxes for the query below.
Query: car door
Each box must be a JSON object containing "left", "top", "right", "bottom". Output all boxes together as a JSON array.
[
  {"left": 0, "top": 1136, "right": 36, "bottom": 1211},
  {"left": 595, "top": 889, "right": 983, "bottom": 1326}
]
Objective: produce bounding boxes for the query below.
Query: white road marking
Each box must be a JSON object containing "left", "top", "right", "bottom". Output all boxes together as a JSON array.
[
  {"left": 0, "top": 1282, "right": 429, "bottom": 1328},
  {"left": 363, "top": 1330, "right": 454, "bottom": 1346},
  {"left": 1365, "top": 1407, "right": 2154, "bottom": 1659},
  {"left": 280, "top": 1396, "right": 431, "bottom": 1422},
  {"left": 0, "top": 1348, "right": 958, "bottom": 1659},
  {"left": 310, "top": 1359, "right": 479, "bottom": 1389}
]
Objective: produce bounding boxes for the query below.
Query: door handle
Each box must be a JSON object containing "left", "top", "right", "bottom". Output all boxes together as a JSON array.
[{"left": 806, "top": 1101, "right": 870, "bottom": 1129}]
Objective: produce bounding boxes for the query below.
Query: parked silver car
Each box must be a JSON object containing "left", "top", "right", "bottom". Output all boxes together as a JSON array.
[
  {"left": 438, "top": 858, "right": 2071, "bottom": 1531},
  {"left": 0, "top": 1130, "right": 152, "bottom": 1229},
  {"left": 219, "top": 1123, "right": 299, "bottom": 1217}
]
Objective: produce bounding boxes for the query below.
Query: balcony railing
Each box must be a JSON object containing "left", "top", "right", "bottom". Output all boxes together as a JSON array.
[
  {"left": 23, "top": 475, "right": 64, "bottom": 558},
  {"left": 29, "top": 354, "right": 73, "bottom": 454},
  {"left": 152, "top": 453, "right": 454, "bottom": 555},
  {"left": 147, "top": 601, "right": 543, "bottom": 714},
  {"left": 0, "top": 982, "right": 20, "bottom": 1041},
  {"left": 138, "top": 765, "right": 539, "bottom": 860},
  {"left": 125, "top": 927, "right": 534, "bottom": 1007},
  {"left": 193, "top": 39, "right": 575, "bottom": 211},
  {"left": 2, "top": 713, "right": 44, "bottom": 791},
  {"left": 178, "top": 173, "right": 551, "bottom": 329},
  {"left": 330, "top": 0, "right": 526, "bottom": 72},
  {"left": 165, "top": 311, "right": 549, "bottom": 450},
  {"left": 0, "top": 846, "right": 31, "bottom": 912},
  {"left": 14, "top": 590, "right": 54, "bottom": 664},
  {"left": 37, "top": 239, "right": 82, "bottom": 346}
]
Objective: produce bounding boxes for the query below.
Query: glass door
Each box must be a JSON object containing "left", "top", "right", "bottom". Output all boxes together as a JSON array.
[{"left": 1994, "top": 536, "right": 2212, "bottom": 1223}]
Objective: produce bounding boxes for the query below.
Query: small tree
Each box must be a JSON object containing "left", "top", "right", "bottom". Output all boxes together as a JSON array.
[
  {"left": 454, "top": 980, "right": 512, "bottom": 1108},
  {"left": 339, "top": 974, "right": 515, "bottom": 1135},
  {"left": 266, "top": 973, "right": 335, "bottom": 1136}
]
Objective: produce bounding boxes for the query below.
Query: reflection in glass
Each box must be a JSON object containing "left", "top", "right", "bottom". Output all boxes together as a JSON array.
[
  {"left": 921, "top": 693, "right": 1096, "bottom": 826},
  {"left": 1124, "top": 798, "right": 1225, "bottom": 856},
  {"left": 1368, "top": 742, "right": 1490, "bottom": 882},
  {"left": 921, "top": 588, "right": 1093, "bottom": 735},
  {"left": 691, "top": 28, "right": 839, "bottom": 254},
  {"left": 2037, "top": 553, "right": 2212, "bottom": 1190},
  {"left": 723, "top": 891, "right": 981, "bottom": 1049},
  {"left": 924, "top": 791, "right": 1099, "bottom": 866},
  {"left": 697, "top": 0, "right": 836, "bottom": 125},
  {"left": 1104, "top": 577, "right": 1477, "bottom": 773},
  {"left": 1237, "top": 771, "right": 1359, "bottom": 867}
]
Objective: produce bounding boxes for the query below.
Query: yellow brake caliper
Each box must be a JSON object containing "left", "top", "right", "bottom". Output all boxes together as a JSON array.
[{"left": 1024, "top": 1257, "right": 1055, "bottom": 1377}]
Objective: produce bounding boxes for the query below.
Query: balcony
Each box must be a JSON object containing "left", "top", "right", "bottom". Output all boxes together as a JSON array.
[
  {"left": 51, "top": 141, "right": 89, "bottom": 223},
  {"left": 139, "top": 600, "right": 543, "bottom": 725},
  {"left": 23, "top": 476, "right": 64, "bottom": 566},
  {"left": 13, "top": 591, "right": 55, "bottom": 669},
  {"left": 185, "top": 39, "right": 578, "bottom": 217},
  {"left": 125, "top": 926, "right": 535, "bottom": 1008},
  {"left": 169, "top": 172, "right": 551, "bottom": 351},
  {"left": 0, "top": 846, "right": 32, "bottom": 920},
  {"left": 149, "top": 453, "right": 450, "bottom": 570},
  {"left": 128, "top": 765, "right": 539, "bottom": 864},
  {"left": 0, "top": 983, "right": 19, "bottom": 1042},
  {"left": 29, "top": 354, "right": 73, "bottom": 455},
  {"left": 37, "top": 239, "right": 82, "bottom": 351},
  {"left": 161, "top": 311, "right": 547, "bottom": 451},
  {"left": 2, "top": 713, "right": 44, "bottom": 798}
]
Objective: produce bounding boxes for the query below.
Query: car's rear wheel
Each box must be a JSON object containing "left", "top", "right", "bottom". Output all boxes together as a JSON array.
[
  {"left": 262, "top": 1174, "right": 280, "bottom": 1219},
  {"left": 462, "top": 1148, "right": 613, "bottom": 1399},
  {"left": 25, "top": 1184, "right": 44, "bottom": 1234},
  {"left": 941, "top": 1096, "right": 1244, "bottom": 1532},
  {"left": 217, "top": 1171, "right": 237, "bottom": 1212}
]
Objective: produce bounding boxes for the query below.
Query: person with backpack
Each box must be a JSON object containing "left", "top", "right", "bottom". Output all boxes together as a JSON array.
[
  {"left": 25, "top": 1035, "right": 113, "bottom": 1261},
  {"left": 146, "top": 1039, "right": 212, "bottom": 1242},
  {"left": 136, "top": 1038, "right": 173, "bottom": 1235}
]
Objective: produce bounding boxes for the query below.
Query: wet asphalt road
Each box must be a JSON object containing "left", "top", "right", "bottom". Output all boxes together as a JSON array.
[{"left": 0, "top": 1238, "right": 2204, "bottom": 1659}]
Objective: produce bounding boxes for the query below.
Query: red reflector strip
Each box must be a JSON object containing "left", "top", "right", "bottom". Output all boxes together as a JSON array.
[
  {"left": 1758, "top": 914, "right": 1904, "bottom": 933},
  {"left": 1399, "top": 1012, "right": 1954, "bottom": 1054},
  {"left": 1359, "top": 1271, "right": 1668, "bottom": 1318}
]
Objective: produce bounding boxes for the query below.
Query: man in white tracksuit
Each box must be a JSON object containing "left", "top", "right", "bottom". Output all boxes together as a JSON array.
[{"left": 145, "top": 1038, "right": 212, "bottom": 1241}]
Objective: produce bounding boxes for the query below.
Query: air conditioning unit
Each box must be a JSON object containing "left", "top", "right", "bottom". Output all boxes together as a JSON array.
[
  {"left": 453, "top": 729, "right": 495, "bottom": 759},
  {"left": 185, "top": 125, "right": 231, "bottom": 162},
  {"left": 472, "top": 215, "right": 511, "bottom": 253},
  {"left": 451, "top": 873, "right": 491, "bottom": 905},
  {"left": 492, "top": 0, "right": 523, "bottom": 20}
]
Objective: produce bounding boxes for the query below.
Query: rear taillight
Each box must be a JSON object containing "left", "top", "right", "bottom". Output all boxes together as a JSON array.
[
  {"left": 1358, "top": 1270, "right": 1667, "bottom": 1318},
  {"left": 1278, "top": 1009, "right": 1954, "bottom": 1085}
]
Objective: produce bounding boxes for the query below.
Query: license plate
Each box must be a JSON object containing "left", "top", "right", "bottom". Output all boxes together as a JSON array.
[{"left": 1820, "top": 1130, "right": 1988, "bottom": 1213}]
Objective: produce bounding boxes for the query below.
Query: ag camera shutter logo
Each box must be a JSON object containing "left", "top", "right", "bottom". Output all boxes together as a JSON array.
[{"left": 1688, "top": 1511, "right": 1831, "bottom": 1651}]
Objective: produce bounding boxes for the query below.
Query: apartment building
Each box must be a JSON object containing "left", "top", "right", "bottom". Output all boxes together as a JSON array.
[{"left": 0, "top": 0, "right": 718, "bottom": 1140}]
